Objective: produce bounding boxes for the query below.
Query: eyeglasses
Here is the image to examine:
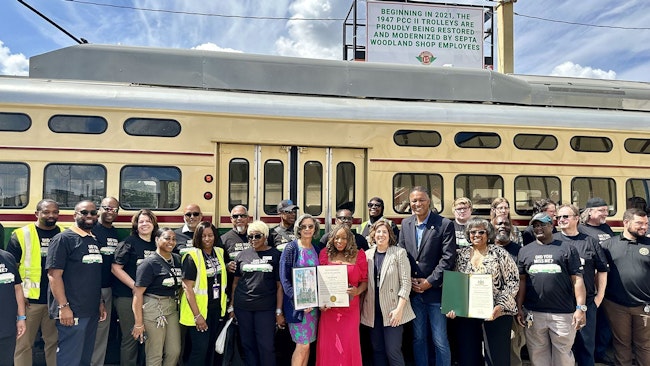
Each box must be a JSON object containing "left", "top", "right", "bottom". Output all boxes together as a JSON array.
[
  {"left": 469, "top": 230, "right": 487, "bottom": 236},
  {"left": 101, "top": 206, "right": 119, "bottom": 213},
  {"left": 247, "top": 233, "right": 264, "bottom": 240},
  {"left": 495, "top": 221, "right": 508, "bottom": 226},
  {"left": 455, "top": 207, "right": 470, "bottom": 212},
  {"left": 77, "top": 209, "right": 98, "bottom": 216},
  {"left": 281, "top": 209, "right": 297, "bottom": 214},
  {"left": 231, "top": 214, "right": 248, "bottom": 219},
  {"left": 300, "top": 224, "right": 315, "bottom": 230},
  {"left": 337, "top": 216, "right": 353, "bottom": 222},
  {"left": 184, "top": 212, "right": 201, "bottom": 217},
  {"left": 555, "top": 214, "right": 575, "bottom": 220},
  {"left": 367, "top": 203, "right": 382, "bottom": 208}
]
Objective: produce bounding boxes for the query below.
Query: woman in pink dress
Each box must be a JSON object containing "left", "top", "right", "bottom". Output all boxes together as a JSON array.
[{"left": 316, "top": 224, "right": 368, "bottom": 366}]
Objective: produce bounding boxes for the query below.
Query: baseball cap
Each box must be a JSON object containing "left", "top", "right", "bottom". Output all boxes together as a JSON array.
[
  {"left": 277, "top": 199, "right": 298, "bottom": 213},
  {"left": 530, "top": 213, "right": 553, "bottom": 225},
  {"left": 585, "top": 197, "right": 608, "bottom": 208}
]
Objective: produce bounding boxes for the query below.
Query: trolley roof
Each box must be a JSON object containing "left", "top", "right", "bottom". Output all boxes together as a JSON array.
[{"left": 29, "top": 44, "right": 650, "bottom": 112}]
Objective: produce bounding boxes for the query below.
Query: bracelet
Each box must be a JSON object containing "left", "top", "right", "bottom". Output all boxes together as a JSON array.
[
  {"left": 227, "top": 306, "right": 234, "bottom": 313},
  {"left": 193, "top": 314, "right": 202, "bottom": 320},
  {"left": 57, "top": 302, "right": 70, "bottom": 310},
  {"left": 17, "top": 315, "right": 26, "bottom": 321},
  {"left": 133, "top": 324, "right": 144, "bottom": 329}
]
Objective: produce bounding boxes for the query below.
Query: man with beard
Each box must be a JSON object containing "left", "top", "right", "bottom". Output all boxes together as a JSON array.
[
  {"left": 221, "top": 205, "right": 251, "bottom": 262},
  {"left": 7, "top": 198, "right": 63, "bottom": 366},
  {"left": 270, "top": 200, "right": 298, "bottom": 248},
  {"left": 578, "top": 197, "right": 615, "bottom": 363},
  {"left": 601, "top": 208, "right": 650, "bottom": 365},
  {"left": 359, "top": 197, "right": 399, "bottom": 242},
  {"left": 495, "top": 218, "right": 526, "bottom": 366},
  {"left": 553, "top": 204, "right": 608, "bottom": 366},
  {"left": 319, "top": 208, "right": 369, "bottom": 250},
  {"left": 47, "top": 200, "right": 107, "bottom": 365},
  {"left": 91, "top": 197, "right": 121, "bottom": 366}
]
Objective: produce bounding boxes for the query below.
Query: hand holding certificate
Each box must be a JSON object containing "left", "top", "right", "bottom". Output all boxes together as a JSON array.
[
  {"left": 441, "top": 270, "right": 494, "bottom": 319},
  {"left": 292, "top": 265, "right": 349, "bottom": 310}
]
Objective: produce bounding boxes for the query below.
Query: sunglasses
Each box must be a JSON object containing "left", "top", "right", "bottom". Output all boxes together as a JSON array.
[
  {"left": 77, "top": 209, "right": 98, "bottom": 216},
  {"left": 184, "top": 212, "right": 201, "bottom": 217},
  {"left": 247, "top": 233, "right": 264, "bottom": 240},
  {"left": 101, "top": 206, "right": 119, "bottom": 213},
  {"left": 367, "top": 203, "right": 382, "bottom": 208},
  {"left": 231, "top": 214, "right": 248, "bottom": 219},
  {"left": 469, "top": 230, "right": 487, "bottom": 236},
  {"left": 300, "top": 224, "right": 315, "bottom": 230},
  {"left": 555, "top": 215, "right": 574, "bottom": 220},
  {"left": 337, "top": 216, "right": 352, "bottom": 222}
]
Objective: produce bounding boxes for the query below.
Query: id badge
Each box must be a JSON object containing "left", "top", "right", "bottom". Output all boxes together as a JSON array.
[{"left": 212, "top": 282, "right": 220, "bottom": 299}]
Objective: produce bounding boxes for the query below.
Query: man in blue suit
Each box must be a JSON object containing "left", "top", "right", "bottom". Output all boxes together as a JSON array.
[{"left": 398, "top": 186, "right": 457, "bottom": 366}]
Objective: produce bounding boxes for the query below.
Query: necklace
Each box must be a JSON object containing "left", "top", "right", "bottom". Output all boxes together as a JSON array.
[{"left": 157, "top": 252, "right": 173, "bottom": 265}]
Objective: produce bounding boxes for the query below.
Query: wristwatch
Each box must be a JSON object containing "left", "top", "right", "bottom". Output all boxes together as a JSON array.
[
  {"left": 275, "top": 308, "right": 283, "bottom": 316},
  {"left": 576, "top": 304, "right": 587, "bottom": 312}
]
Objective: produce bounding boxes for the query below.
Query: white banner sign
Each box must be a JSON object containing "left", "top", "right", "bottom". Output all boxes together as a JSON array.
[{"left": 366, "top": 1, "right": 485, "bottom": 68}]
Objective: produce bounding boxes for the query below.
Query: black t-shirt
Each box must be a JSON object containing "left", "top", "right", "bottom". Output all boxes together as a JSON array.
[
  {"left": 221, "top": 229, "right": 250, "bottom": 261},
  {"left": 602, "top": 235, "right": 650, "bottom": 307},
  {"left": 318, "top": 232, "right": 369, "bottom": 252},
  {"left": 92, "top": 222, "right": 120, "bottom": 288},
  {"left": 271, "top": 225, "right": 296, "bottom": 248},
  {"left": 578, "top": 223, "right": 615, "bottom": 244},
  {"left": 182, "top": 250, "right": 224, "bottom": 307},
  {"left": 6, "top": 226, "right": 61, "bottom": 304},
  {"left": 112, "top": 235, "right": 156, "bottom": 298},
  {"left": 0, "top": 249, "right": 21, "bottom": 338},
  {"left": 517, "top": 240, "right": 583, "bottom": 313},
  {"left": 135, "top": 253, "right": 182, "bottom": 297},
  {"left": 233, "top": 247, "right": 281, "bottom": 312},
  {"left": 553, "top": 232, "right": 608, "bottom": 300},
  {"left": 46, "top": 228, "right": 103, "bottom": 318},
  {"left": 499, "top": 241, "right": 521, "bottom": 260},
  {"left": 173, "top": 228, "right": 194, "bottom": 256},
  {"left": 453, "top": 221, "right": 469, "bottom": 247}
]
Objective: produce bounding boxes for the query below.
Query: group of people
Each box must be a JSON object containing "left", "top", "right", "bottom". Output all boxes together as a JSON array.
[{"left": 1, "top": 189, "right": 650, "bottom": 366}]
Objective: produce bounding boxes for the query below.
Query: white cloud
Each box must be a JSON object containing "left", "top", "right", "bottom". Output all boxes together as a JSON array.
[
  {"left": 0, "top": 40, "right": 28, "bottom": 76},
  {"left": 192, "top": 42, "right": 242, "bottom": 53},
  {"left": 275, "top": 0, "right": 342, "bottom": 59},
  {"left": 550, "top": 61, "right": 616, "bottom": 80}
]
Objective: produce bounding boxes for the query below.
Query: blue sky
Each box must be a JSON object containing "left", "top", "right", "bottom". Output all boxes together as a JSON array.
[{"left": 1, "top": 0, "right": 649, "bottom": 81}]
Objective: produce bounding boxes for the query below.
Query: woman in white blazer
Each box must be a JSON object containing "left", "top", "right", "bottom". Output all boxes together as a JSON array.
[{"left": 361, "top": 219, "right": 415, "bottom": 366}]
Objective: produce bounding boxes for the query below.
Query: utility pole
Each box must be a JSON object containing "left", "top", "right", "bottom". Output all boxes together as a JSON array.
[{"left": 496, "top": 0, "right": 515, "bottom": 74}]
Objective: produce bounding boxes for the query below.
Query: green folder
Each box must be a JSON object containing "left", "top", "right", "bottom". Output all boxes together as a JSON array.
[{"left": 441, "top": 270, "right": 493, "bottom": 319}]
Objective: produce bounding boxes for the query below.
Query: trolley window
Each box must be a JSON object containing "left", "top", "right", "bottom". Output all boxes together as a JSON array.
[
  {"left": 393, "top": 130, "right": 442, "bottom": 147},
  {"left": 263, "top": 160, "right": 283, "bottom": 215},
  {"left": 120, "top": 166, "right": 180, "bottom": 210},
  {"left": 228, "top": 159, "right": 249, "bottom": 211},
  {"left": 303, "top": 161, "right": 323, "bottom": 216},
  {"left": 0, "top": 112, "right": 31, "bottom": 131},
  {"left": 571, "top": 177, "right": 616, "bottom": 215},
  {"left": 626, "top": 179, "right": 650, "bottom": 211},
  {"left": 44, "top": 164, "right": 106, "bottom": 209},
  {"left": 124, "top": 118, "right": 181, "bottom": 137},
  {"left": 624, "top": 138, "right": 650, "bottom": 154},
  {"left": 49, "top": 115, "right": 107, "bottom": 134},
  {"left": 513, "top": 134, "right": 558, "bottom": 151},
  {"left": 393, "top": 173, "right": 443, "bottom": 214},
  {"left": 336, "top": 162, "right": 356, "bottom": 213},
  {"left": 0, "top": 163, "right": 29, "bottom": 208},
  {"left": 570, "top": 136, "right": 613, "bottom": 153},
  {"left": 455, "top": 175, "right": 504, "bottom": 216},
  {"left": 514, "top": 176, "right": 561, "bottom": 216},
  {"left": 454, "top": 132, "right": 500, "bottom": 149}
]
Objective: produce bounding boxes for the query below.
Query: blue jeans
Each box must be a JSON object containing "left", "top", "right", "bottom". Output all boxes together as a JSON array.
[
  {"left": 411, "top": 295, "right": 450, "bottom": 366},
  {"left": 574, "top": 300, "right": 597, "bottom": 366},
  {"left": 56, "top": 315, "right": 99, "bottom": 366}
]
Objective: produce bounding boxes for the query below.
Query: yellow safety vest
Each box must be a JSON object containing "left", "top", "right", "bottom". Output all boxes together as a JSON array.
[
  {"left": 179, "top": 247, "right": 227, "bottom": 325},
  {"left": 14, "top": 223, "right": 64, "bottom": 299}
]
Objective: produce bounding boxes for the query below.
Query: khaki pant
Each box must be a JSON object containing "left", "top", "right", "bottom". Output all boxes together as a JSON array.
[
  {"left": 143, "top": 295, "right": 181, "bottom": 366},
  {"left": 602, "top": 298, "right": 650, "bottom": 366},
  {"left": 510, "top": 317, "right": 526, "bottom": 366},
  {"left": 91, "top": 287, "right": 112, "bottom": 366},
  {"left": 114, "top": 296, "right": 139, "bottom": 366},
  {"left": 524, "top": 311, "right": 576, "bottom": 366},
  {"left": 14, "top": 303, "right": 57, "bottom": 366}
]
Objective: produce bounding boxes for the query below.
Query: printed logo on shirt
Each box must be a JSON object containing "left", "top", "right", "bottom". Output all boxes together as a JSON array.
[
  {"left": 82, "top": 254, "right": 103, "bottom": 264},
  {"left": 529, "top": 263, "right": 562, "bottom": 274},
  {"left": 40, "top": 237, "right": 51, "bottom": 257},
  {"left": 241, "top": 259, "right": 274, "bottom": 273},
  {"left": 640, "top": 247, "right": 649, "bottom": 256},
  {"left": 0, "top": 272, "right": 15, "bottom": 284},
  {"left": 162, "top": 267, "right": 182, "bottom": 286},
  {"left": 598, "top": 233, "right": 611, "bottom": 242},
  {"left": 137, "top": 250, "right": 157, "bottom": 265},
  {"left": 100, "top": 238, "right": 119, "bottom": 255}
]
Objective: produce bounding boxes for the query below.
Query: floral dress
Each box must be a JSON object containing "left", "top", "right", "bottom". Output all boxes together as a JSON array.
[{"left": 289, "top": 246, "right": 319, "bottom": 343}]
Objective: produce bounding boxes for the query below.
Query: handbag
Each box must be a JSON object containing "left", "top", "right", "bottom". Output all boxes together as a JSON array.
[{"left": 215, "top": 317, "right": 233, "bottom": 354}]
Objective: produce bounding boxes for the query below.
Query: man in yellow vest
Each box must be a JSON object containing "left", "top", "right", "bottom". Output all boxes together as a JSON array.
[{"left": 7, "top": 198, "right": 63, "bottom": 366}]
